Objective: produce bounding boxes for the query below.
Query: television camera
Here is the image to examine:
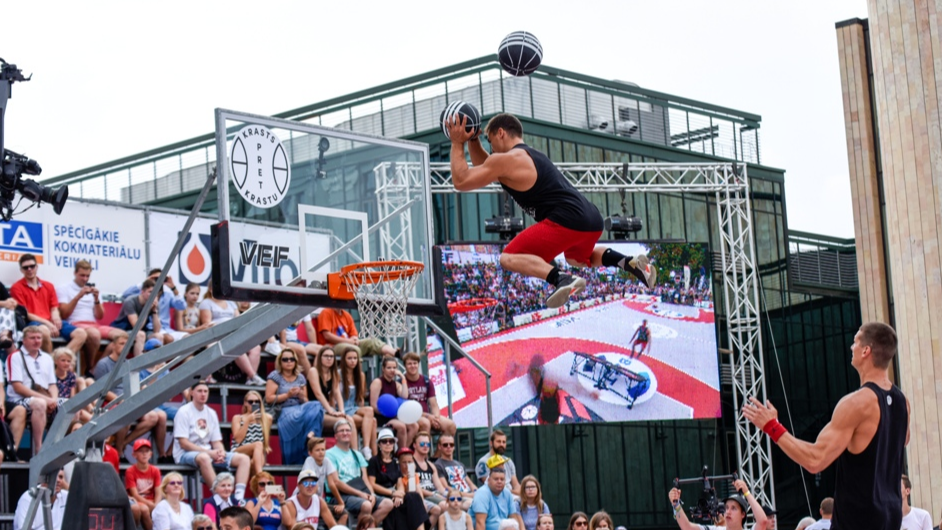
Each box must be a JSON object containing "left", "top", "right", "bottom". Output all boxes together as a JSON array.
[{"left": 673, "top": 466, "right": 739, "bottom": 523}]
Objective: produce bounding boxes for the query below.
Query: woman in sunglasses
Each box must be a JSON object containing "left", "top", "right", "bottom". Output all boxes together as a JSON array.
[
  {"left": 152, "top": 472, "right": 194, "bottom": 530},
  {"left": 566, "top": 512, "right": 589, "bottom": 530},
  {"left": 230, "top": 391, "right": 272, "bottom": 477},
  {"left": 265, "top": 349, "right": 324, "bottom": 464},
  {"left": 242, "top": 472, "right": 286, "bottom": 530},
  {"left": 365, "top": 430, "right": 428, "bottom": 530},
  {"left": 439, "top": 488, "right": 473, "bottom": 530},
  {"left": 191, "top": 514, "right": 217, "bottom": 530},
  {"left": 514, "top": 476, "right": 550, "bottom": 530}
]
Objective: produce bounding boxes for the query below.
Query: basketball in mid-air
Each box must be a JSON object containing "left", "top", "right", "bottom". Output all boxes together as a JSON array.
[
  {"left": 498, "top": 31, "right": 543, "bottom": 77},
  {"left": 440, "top": 101, "right": 482, "bottom": 139}
]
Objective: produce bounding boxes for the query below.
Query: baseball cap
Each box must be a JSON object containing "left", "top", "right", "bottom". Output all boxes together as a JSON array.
[
  {"left": 486, "top": 454, "right": 508, "bottom": 469},
  {"left": 298, "top": 469, "right": 318, "bottom": 481},
  {"left": 723, "top": 495, "right": 748, "bottom": 513},
  {"left": 397, "top": 447, "right": 414, "bottom": 457},
  {"left": 760, "top": 504, "right": 777, "bottom": 516},
  {"left": 143, "top": 338, "right": 163, "bottom": 352},
  {"left": 133, "top": 439, "right": 152, "bottom": 451},
  {"left": 377, "top": 428, "right": 396, "bottom": 441}
]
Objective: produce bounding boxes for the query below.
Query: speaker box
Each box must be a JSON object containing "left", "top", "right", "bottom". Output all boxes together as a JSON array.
[{"left": 62, "top": 461, "right": 135, "bottom": 530}]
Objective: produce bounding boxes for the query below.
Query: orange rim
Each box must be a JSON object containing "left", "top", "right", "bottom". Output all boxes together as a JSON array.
[{"left": 327, "top": 260, "right": 424, "bottom": 300}]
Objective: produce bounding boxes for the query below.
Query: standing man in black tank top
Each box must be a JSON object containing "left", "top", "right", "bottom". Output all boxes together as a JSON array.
[
  {"left": 447, "top": 113, "right": 657, "bottom": 308},
  {"left": 743, "top": 322, "right": 909, "bottom": 530}
]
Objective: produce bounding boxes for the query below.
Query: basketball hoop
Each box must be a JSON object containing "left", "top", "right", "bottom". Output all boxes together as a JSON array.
[{"left": 328, "top": 260, "right": 424, "bottom": 338}]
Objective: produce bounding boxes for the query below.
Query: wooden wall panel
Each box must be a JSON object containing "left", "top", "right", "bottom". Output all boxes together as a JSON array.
[{"left": 849, "top": 0, "right": 942, "bottom": 517}]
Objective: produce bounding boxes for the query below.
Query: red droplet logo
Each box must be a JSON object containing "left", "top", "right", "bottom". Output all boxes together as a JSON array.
[{"left": 187, "top": 245, "right": 205, "bottom": 275}]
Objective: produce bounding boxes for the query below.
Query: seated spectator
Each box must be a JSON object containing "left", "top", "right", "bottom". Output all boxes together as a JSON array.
[
  {"left": 122, "top": 269, "right": 188, "bottom": 342},
  {"left": 13, "top": 467, "right": 69, "bottom": 530},
  {"left": 302, "top": 437, "right": 338, "bottom": 506},
  {"left": 403, "top": 352, "right": 456, "bottom": 437},
  {"left": 469, "top": 465, "right": 522, "bottom": 530},
  {"left": 411, "top": 431, "right": 446, "bottom": 524},
  {"left": 439, "top": 490, "right": 473, "bottom": 530},
  {"left": 152, "top": 472, "right": 195, "bottom": 530},
  {"left": 199, "top": 285, "right": 265, "bottom": 385},
  {"left": 1, "top": 363, "right": 26, "bottom": 464},
  {"left": 264, "top": 349, "right": 324, "bottom": 464},
  {"left": 92, "top": 331, "right": 169, "bottom": 459},
  {"left": 5, "top": 326, "right": 64, "bottom": 455},
  {"left": 219, "top": 507, "right": 255, "bottom": 530},
  {"left": 203, "top": 472, "right": 236, "bottom": 525},
  {"left": 339, "top": 345, "right": 377, "bottom": 456},
  {"left": 435, "top": 434, "right": 475, "bottom": 510},
  {"left": 805, "top": 497, "right": 832, "bottom": 529},
  {"left": 515, "top": 476, "right": 550, "bottom": 530},
  {"left": 230, "top": 391, "right": 271, "bottom": 477},
  {"left": 283, "top": 469, "right": 338, "bottom": 530},
  {"left": 175, "top": 282, "right": 213, "bottom": 336},
  {"left": 565, "top": 513, "right": 589, "bottom": 530},
  {"left": 536, "top": 515, "right": 554, "bottom": 530},
  {"left": 191, "top": 514, "right": 216, "bottom": 530},
  {"left": 127, "top": 439, "right": 161, "bottom": 530},
  {"left": 52, "top": 348, "right": 92, "bottom": 422},
  {"left": 370, "top": 357, "right": 416, "bottom": 448},
  {"left": 326, "top": 419, "right": 393, "bottom": 523},
  {"left": 309, "top": 345, "right": 362, "bottom": 453},
  {"left": 367, "top": 429, "right": 428, "bottom": 530},
  {"left": 112, "top": 279, "right": 169, "bottom": 345},
  {"left": 240, "top": 472, "right": 285, "bottom": 530},
  {"left": 587, "top": 511, "right": 612, "bottom": 530},
  {"left": 474, "top": 430, "right": 520, "bottom": 495},
  {"left": 172, "top": 381, "right": 251, "bottom": 502},
  {"left": 395, "top": 448, "right": 434, "bottom": 530},
  {"left": 274, "top": 314, "right": 318, "bottom": 374},
  {"left": 58, "top": 259, "right": 135, "bottom": 374},
  {"left": 11, "top": 253, "right": 86, "bottom": 354},
  {"left": 317, "top": 307, "right": 397, "bottom": 357},
  {"left": 0, "top": 279, "right": 20, "bottom": 352}
]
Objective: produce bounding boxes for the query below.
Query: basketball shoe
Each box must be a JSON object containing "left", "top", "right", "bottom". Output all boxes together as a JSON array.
[
  {"left": 546, "top": 274, "right": 586, "bottom": 309},
  {"left": 628, "top": 255, "right": 658, "bottom": 289}
]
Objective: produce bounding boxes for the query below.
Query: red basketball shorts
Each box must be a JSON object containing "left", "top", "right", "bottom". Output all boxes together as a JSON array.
[{"left": 503, "top": 219, "right": 603, "bottom": 266}]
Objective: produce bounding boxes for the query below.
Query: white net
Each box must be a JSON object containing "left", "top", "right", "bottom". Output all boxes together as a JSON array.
[{"left": 342, "top": 261, "right": 423, "bottom": 339}]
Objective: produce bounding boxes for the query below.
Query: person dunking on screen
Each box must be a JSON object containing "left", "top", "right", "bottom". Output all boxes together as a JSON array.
[{"left": 446, "top": 113, "right": 656, "bottom": 308}]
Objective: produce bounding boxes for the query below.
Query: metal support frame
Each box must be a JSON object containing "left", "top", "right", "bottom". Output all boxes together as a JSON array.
[{"left": 386, "top": 160, "right": 774, "bottom": 505}]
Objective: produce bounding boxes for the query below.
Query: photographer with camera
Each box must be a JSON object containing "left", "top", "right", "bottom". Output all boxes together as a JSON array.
[{"left": 668, "top": 478, "right": 768, "bottom": 530}]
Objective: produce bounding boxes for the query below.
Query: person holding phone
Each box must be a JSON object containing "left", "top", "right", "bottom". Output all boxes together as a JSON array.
[
  {"left": 230, "top": 391, "right": 271, "bottom": 478},
  {"left": 241, "top": 472, "right": 285, "bottom": 530}
]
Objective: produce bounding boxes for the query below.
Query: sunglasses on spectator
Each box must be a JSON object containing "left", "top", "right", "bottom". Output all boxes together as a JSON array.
[
  {"left": 379, "top": 439, "right": 395, "bottom": 445},
  {"left": 440, "top": 442, "right": 454, "bottom": 448},
  {"left": 448, "top": 496, "right": 462, "bottom": 502},
  {"left": 574, "top": 522, "right": 588, "bottom": 527},
  {"left": 246, "top": 400, "right": 261, "bottom": 405},
  {"left": 418, "top": 442, "right": 431, "bottom": 448},
  {"left": 258, "top": 481, "right": 272, "bottom": 487},
  {"left": 21, "top": 264, "right": 36, "bottom": 270},
  {"left": 168, "top": 481, "right": 183, "bottom": 486},
  {"left": 300, "top": 479, "right": 318, "bottom": 487},
  {"left": 197, "top": 526, "right": 213, "bottom": 530},
  {"left": 281, "top": 357, "right": 296, "bottom": 362}
]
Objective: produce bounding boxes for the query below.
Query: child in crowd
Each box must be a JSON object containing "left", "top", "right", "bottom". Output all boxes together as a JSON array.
[
  {"left": 302, "top": 436, "right": 347, "bottom": 526},
  {"left": 126, "top": 439, "right": 161, "bottom": 530},
  {"left": 175, "top": 283, "right": 212, "bottom": 335},
  {"left": 440, "top": 489, "right": 473, "bottom": 530}
]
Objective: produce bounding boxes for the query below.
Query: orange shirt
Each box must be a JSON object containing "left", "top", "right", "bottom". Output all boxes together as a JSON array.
[{"left": 316, "top": 309, "right": 358, "bottom": 344}]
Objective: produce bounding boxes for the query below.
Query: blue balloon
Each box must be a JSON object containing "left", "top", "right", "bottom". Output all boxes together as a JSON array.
[
  {"left": 397, "top": 397, "right": 406, "bottom": 407},
  {"left": 377, "top": 394, "right": 399, "bottom": 418}
]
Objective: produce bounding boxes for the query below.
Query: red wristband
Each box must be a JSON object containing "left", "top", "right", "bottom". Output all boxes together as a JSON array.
[{"left": 762, "top": 418, "right": 788, "bottom": 443}]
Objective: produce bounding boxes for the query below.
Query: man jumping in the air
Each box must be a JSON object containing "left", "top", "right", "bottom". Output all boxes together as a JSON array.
[
  {"left": 629, "top": 319, "right": 651, "bottom": 359},
  {"left": 447, "top": 113, "right": 657, "bottom": 308}
]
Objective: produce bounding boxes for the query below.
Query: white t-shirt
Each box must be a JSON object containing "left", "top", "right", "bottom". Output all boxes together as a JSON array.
[
  {"left": 56, "top": 280, "right": 96, "bottom": 323},
  {"left": 151, "top": 499, "right": 195, "bottom": 530},
  {"left": 5, "top": 349, "right": 56, "bottom": 401},
  {"left": 901, "top": 507, "right": 933, "bottom": 530},
  {"left": 198, "top": 299, "right": 237, "bottom": 324},
  {"left": 302, "top": 456, "right": 337, "bottom": 497},
  {"left": 288, "top": 495, "right": 321, "bottom": 527},
  {"left": 14, "top": 489, "right": 67, "bottom": 530},
  {"left": 806, "top": 519, "right": 831, "bottom": 530},
  {"left": 172, "top": 402, "right": 223, "bottom": 461}
]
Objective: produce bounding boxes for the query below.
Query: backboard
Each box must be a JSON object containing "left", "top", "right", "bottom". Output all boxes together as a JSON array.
[{"left": 211, "top": 108, "right": 444, "bottom": 316}]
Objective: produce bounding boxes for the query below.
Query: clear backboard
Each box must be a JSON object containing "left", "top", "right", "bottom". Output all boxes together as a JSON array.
[{"left": 211, "top": 108, "right": 444, "bottom": 316}]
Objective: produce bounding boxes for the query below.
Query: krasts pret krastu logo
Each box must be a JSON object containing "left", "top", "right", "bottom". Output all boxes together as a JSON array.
[{"left": 230, "top": 125, "right": 290, "bottom": 208}]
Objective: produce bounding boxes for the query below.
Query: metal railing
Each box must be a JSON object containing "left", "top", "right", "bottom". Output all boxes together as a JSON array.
[{"left": 422, "top": 317, "right": 493, "bottom": 432}]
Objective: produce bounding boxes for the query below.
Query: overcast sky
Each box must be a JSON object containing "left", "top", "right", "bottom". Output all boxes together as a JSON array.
[{"left": 2, "top": 0, "right": 867, "bottom": 237}]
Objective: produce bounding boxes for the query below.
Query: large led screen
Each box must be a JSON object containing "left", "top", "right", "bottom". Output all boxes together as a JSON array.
[{"left": 427, "top": 241, "right": 721, "bottom": 428}]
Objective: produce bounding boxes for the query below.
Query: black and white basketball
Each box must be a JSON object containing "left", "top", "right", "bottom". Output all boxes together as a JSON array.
[
  {"left": 498, "top": 31, "right": 543, "bottom": 77},
  {"left": 440, "top": 101, "right": 482, "bottom": 139}
]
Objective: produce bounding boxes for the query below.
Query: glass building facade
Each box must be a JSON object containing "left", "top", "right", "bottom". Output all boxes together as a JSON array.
[{"left": 43, "top": 56, "right": 862, "bottom": 529}]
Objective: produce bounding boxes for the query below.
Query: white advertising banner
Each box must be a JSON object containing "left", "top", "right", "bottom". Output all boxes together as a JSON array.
[
  {"left": 147, "top": 211, "right": 331, "bottom": 290},
  {"left": 0, "top": 201, "right": 147, "bottom": 296}
]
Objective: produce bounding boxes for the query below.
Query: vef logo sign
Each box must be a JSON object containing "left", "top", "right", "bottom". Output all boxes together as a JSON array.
[
  {"left": 178, "top": 232, "right": 212, "bottom": 285},
  {"left": 230, "top": 125, "right": 290, "bottom": 209},
  {"left": 0, "top": 220, "right": 44, "bottom": 263}
]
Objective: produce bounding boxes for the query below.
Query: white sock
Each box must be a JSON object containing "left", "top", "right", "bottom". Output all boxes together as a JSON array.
[{"left": 235, "top": 483, "right": 247, "bottom": 501}]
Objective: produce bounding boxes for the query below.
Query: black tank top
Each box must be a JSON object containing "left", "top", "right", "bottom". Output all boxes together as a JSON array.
[
  {"left": 831, "top": 382, "right": 907, "bottom": 530},
  {"left": 500, "top": 144, "right": 604, "bottom": 232}
]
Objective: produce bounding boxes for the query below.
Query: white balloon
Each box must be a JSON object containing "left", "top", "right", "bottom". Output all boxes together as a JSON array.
[{"left": 397, "top": 400, "right": 423, "bottom": 424}]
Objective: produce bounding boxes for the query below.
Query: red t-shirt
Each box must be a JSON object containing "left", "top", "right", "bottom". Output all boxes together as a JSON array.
[
  {"left": 406, "top": 375, "right": 436, "bottom": 413},
  {"left": 10, "top": 278, "right": 59, "bottom": 320},
  {"left": 316, "top": 309, "right": 357, "bottom": 344},
  {"left": 126, "top": 464, "right": 162, "bottom": 501},
  {"left": 103, "top": 444, "right": 120, "bottom": 474}
]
